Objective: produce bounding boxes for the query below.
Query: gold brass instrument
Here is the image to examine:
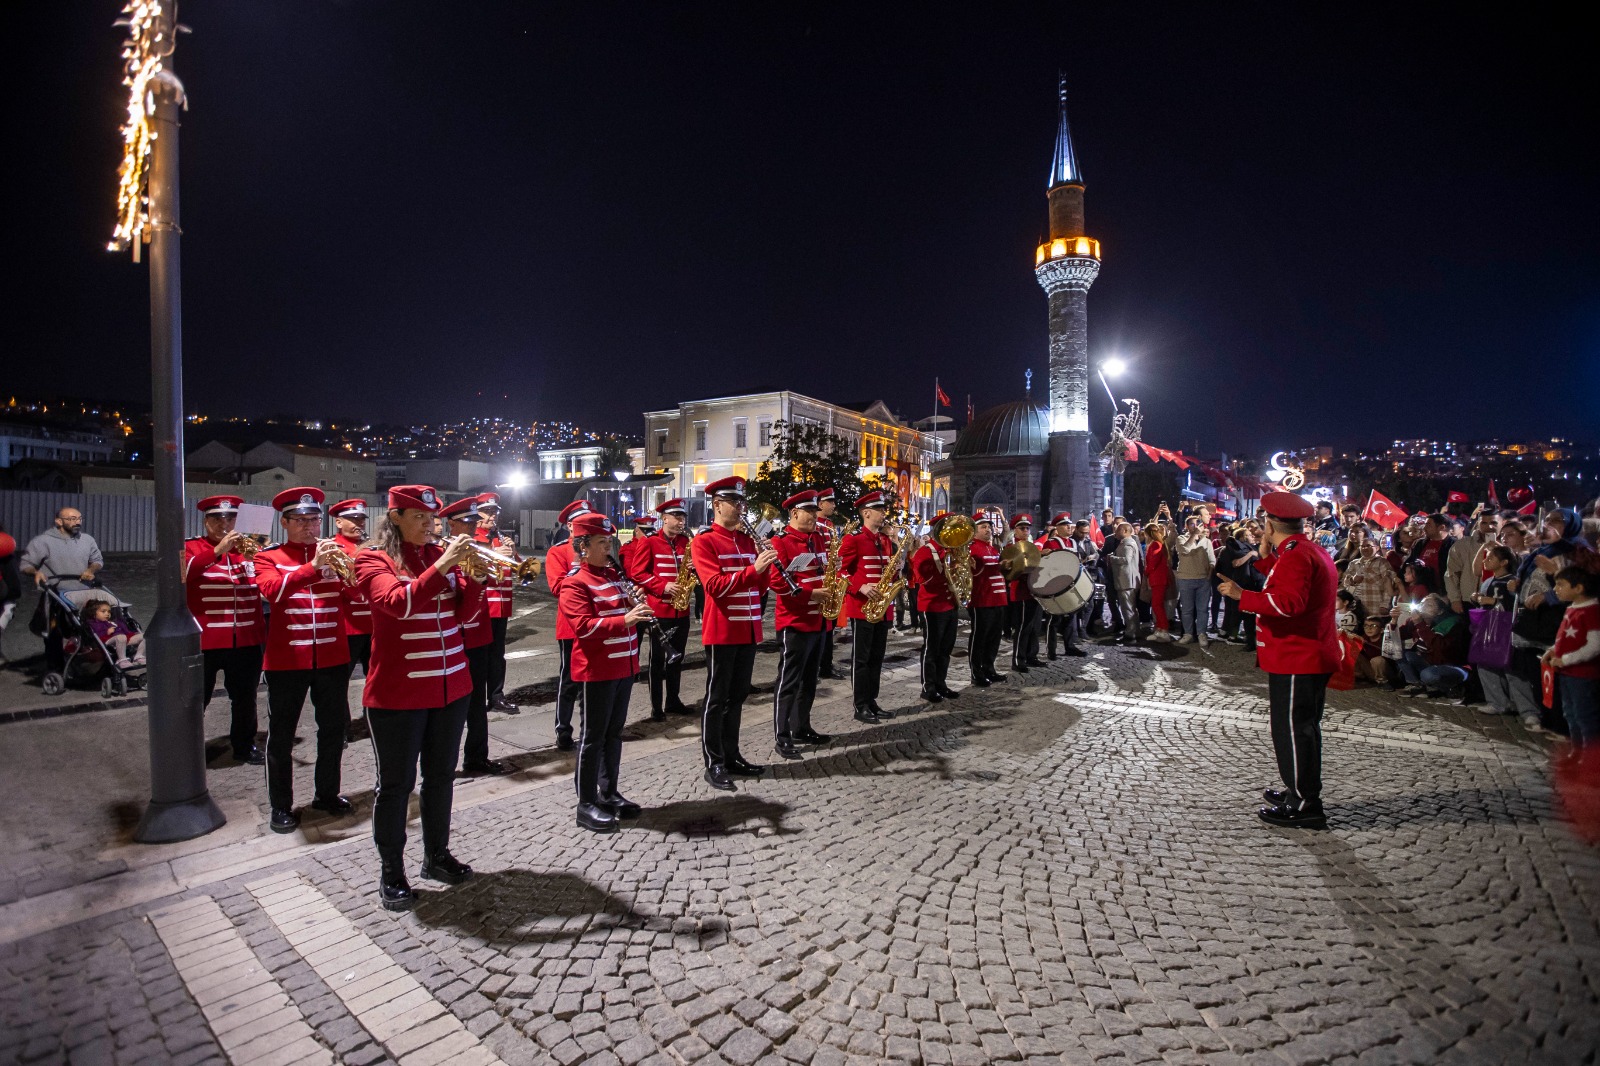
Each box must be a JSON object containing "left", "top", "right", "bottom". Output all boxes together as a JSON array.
[
  {"left": 741, "top": 504, "right": 802, "bottom": 595},
  {"left": 999, "top": 537, "right": 1042, "bottom": 582},
  {"left": 817, "top": 518, "right": 859, "bottom": 621},
  {"left": 860, "top": 524, "right": 913, "bottom": 624},
  {"left": 316, "top": 540, "right": 357, "bottom": 585},
  {"left": 234, "top": 533, "right": 268, "bottom": 559},
  {"left": 666, "top": 537, "right": 698, "bottom": 614},
  {"left": 933, "top": 514, "right": 975, "bottom": 608},
  {"left": 458, "top": 540, "right": 526, "bottom": 582}
]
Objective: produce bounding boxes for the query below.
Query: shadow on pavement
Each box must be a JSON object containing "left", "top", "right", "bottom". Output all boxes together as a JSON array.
[
  {"left": 634, "top": 795, "right": 794, "bottom": 837},
  {"left": 412, "top": 868, "right": 647, "bottom": 944}
]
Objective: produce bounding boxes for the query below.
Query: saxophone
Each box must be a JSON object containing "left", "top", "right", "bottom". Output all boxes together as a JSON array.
[
  {"left": 666, "top": 535, "right": 698, "bottom": 613},
  {"left": 817, "top": 518, "right": 859, "bottom": 621},
  {"left": 860, "top": 524, "right": 913, "bottom": 624}
]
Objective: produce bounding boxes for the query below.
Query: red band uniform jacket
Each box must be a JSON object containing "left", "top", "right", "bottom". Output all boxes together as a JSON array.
[
  {"left": 911, "top": 542, "right": 957, "bottom": 613},
  {"left": 1238, "top": 534, "right": 1341, "bottom": 675},
  {"left": 968, "top": 540, "right": 1009, "bottom": 609},
  {"left": 840, "top": 527, "right": 896, "bottom": 624},
  {"left": 624, "top": 532, "right": 692, "bottom": 620},
  {"left": 474, "top": 528, "right": 517, "bottom": 620},
  {"left": 691, "top": 523, "right": 765, "bottom": 644},
  {"left": 333, "top": 533, "right": 372, "bottom": 637},
  {"left": 456, "top": 565, "right": 493, "bottom": 650},
  {"left": 354, "top": 543, "right": 478, "bottom": 709},
  {"left": 558, "top": 561, "right": 640, "bottom": 682},
  {"left": 183, "top": 538, "right": 264, "bottom": 650},
  {"left": 545, "top": 541, "right": 577, "bottom": 641},
  {"left": 770, "top": 527, "right": 827, "bottom": 631},
  {"left": 252, "top": 541, "right": 350, "bottom": 671}
]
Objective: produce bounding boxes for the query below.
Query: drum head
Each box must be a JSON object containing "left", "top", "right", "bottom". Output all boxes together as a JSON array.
[{"left": 1029, "top": 551, "right": 1085, "bottom": 615}]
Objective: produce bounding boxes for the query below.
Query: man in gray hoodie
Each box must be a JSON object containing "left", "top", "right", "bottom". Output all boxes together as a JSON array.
[{"left": 20, "top": 507, "right": 113, "bottom": 609}]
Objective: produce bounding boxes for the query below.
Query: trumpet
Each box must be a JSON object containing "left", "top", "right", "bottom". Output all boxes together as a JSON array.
[
  {"left": 233, "top": 533, "right": 268, "bottom": 559},
  {"left": 741, "top": 504, "right": 802, "bottom": 595},
  {"left": 316, "top": 540, "right": 357, "bottom": 584},
  {"left": 458, "top": 541, "right": 528, "bottom": 582}
]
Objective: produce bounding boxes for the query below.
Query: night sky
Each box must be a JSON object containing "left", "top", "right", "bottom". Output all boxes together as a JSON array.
[{"left": 18, "top": 2, "right": 1599, "bottom": 454}]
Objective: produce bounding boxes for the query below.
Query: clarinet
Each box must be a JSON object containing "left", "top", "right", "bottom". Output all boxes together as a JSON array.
[
  {"left": 740, "top": 515, "right": 803, "bottom": 595},
  {"left": 608, "top": 555, "right": 684, "bottom": 665}
]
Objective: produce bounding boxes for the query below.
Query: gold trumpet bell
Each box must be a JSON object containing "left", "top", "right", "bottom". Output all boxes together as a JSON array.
[{"left": 933, "top": 514, "right": 975, "bottom": 550}]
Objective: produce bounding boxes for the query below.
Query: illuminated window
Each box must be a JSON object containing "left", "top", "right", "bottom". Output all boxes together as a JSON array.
[
  {"left": 692, "top": 465, "right": 707, "bottom": 486},
  {"left": 733, "top": 463, "right": 749, "bottom": 479}
]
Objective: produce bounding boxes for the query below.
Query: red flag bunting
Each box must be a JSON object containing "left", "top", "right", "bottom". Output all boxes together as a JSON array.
[
  {"left": 935, "top": 380, "right": 952, "bottom": 408},
  {"left": 1363, "top": 490, "right": 1409, "bottom": 530},
  {"left": 1487, "top": 479, "right": 1500, "bottom": 508},
  {"left": 1517, "top": 499, "right": 1538, "bottom": 516},
  {"left": 1447, "top": 491, "right": 1469, "bottom": 504},
  {"left": 1088, "top": 516, "right": 1105, "bottom": 547}
]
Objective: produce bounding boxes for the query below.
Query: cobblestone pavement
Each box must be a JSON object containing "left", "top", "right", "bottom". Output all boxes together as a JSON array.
[{"left": 3, "top": 635, "right": 1599, "bottom": 1066}]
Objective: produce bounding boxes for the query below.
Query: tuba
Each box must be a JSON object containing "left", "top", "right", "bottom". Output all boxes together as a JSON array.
[
  {"left": 933, "top": 513, "right": 975, "bottom": 608},
  {"left": 817, "top": 518, "right": 859, "bottom": 621}
]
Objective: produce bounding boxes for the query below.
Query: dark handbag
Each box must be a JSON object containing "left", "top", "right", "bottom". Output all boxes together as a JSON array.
[
  {"left": 1512, "top": 600, "right": 1566, "bottom": 646},
  {"left": 1468, "top": 609, "right": 1513, "bottom": 670}
]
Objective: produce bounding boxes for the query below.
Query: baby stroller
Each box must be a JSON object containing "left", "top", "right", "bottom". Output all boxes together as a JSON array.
[{"left": 32, "top": 577, "right": 148, "bottom": 698}]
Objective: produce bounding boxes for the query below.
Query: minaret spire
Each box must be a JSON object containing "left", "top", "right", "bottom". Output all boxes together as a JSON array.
[{"left": 1048, "top": 74, "right": 1082, "bottom": 189}]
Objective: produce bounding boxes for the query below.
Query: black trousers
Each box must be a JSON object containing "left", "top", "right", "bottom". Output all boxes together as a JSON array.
[
  {"left": 773, "top": 628, "right": 823, "bottom": 738},
  {"left": 264, "top": 666, "right": 348, "bottom": 810},
  {"left": 205, "top": 644, "right": 264, "bottom": 757},
  {"left": 1267, "top": 672, "right": 1330, "bottom": 810},
  {"left": 1104, "top": 576, "right": 1124, "bottom": 633},
  {"left": 1011, "top": 601, "right": 1041, "bottom": 666},
  {"left": 648, "top": 616, "right": 690, "bottom": 712},
  {"left": 343, "top": 633, "right": 372, "bottom": 728},
  {"left": 820, "top": 625, "right": 836, "bottom": 674},
  {"left": 487, "top": 616, "right": 509, "bottom": 702},
  {"left": 702, "top": 644, "right": 756, "bottom": 766},
  {"left": 1222, "top": 598, "right": 1257, "bottom": 643},
  {"left": 367, "top": 696, "right": 468, "bottom": 864},
  {"left": 1003, "top": 601, "right": 1021, "bottom": 642},
  {"left": 849, "top": 618, "right": 890, "bottom": 708},
  {"left": 555, "top": 639, "right": 577, "bottom": 738},
  {"left": 463, "top": 643, "right": 492, "bottom": 766},
  {"left": 1046, "top": 610, "right": 1081, "bottom": 654},
  {"left": 967, "top": 606, "right": 1004, "bottom": 680},
  {"left": 920, "top": 609, "right": 957, "bottom": 693},
  {"left": 577, "top": 677, "right": 632, "bottom": 803}
]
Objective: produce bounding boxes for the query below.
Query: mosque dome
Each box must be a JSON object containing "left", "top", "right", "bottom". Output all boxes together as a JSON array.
[{"left": 950, "top": 401, "right": 1050, "bottom": 460}]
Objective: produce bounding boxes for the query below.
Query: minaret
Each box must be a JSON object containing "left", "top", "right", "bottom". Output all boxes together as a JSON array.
[{"left": 1035, "top": 77, "right": 1103, "bottom": 517}]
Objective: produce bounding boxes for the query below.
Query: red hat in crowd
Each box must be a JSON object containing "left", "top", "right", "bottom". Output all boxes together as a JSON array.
[
  {"left": 656, "top": 498, "right": 687, "bottom": 516},
  {"left": 855, "top": 489, "right": 891, "bottom": 511},
  {"left": 571, "top": 513, "right": 615, "bottom": 537},
  {"left": 705, "top": 476, "right": 747, "bottom": 500},
  {"left": 817, "top": 487, "right": 836, "bottom": 503},
  {"left": 557, "top": 499, "right": 593, "bottom": 525},
  {"left": 633, "top": 513, "right": 658, "bottom": 528},
  {"left": 196, "top": 495, "right": 242, "bottom": 515},
  {"left": 328, "top": 498, "right": 367, "bottom": 520},
  {"left": 972, "top": 511, "right": 996, "bottom": 526},
  {"left": 1011, "top": 513, "right": 1033, "bottom": 529},
  {"left": 272, "top": 487, "right": 325, "bottom": 516},
  {"left": 439, "top": 496, "right": 480, "bottom": 521},
  {"left": 388, "top": 484, "right": 441, "bottom": 512},
  {"left": 475, "top": 492, "right": 502, "bottom": 514},
  {"left": 1258, "top": 491, "right": 1315, "bottom": 520},
  {"left": 782, "top": 490, "right": 820, "bottom": 511},
  {"left": 1049, "top": 512, "right": 1072, "bottom": 527}
]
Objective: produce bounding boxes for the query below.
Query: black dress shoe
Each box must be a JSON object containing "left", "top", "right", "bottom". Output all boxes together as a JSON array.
[
  {"left": 1062, "top": 646, "right": 1088, "bottom": 657},
  {"left": 236, "top": 746, "right": 265, "bottom": 766},
  {"left": 379, "top": 861, "right": 415, "bottom": 911},
  {"left": 462, "top": 759, "right": 512, "bottom": 776},
  {"left": 1026, "top": 658, "right": 1047, "bottom": 668},
  {"left": 774, "top": 737, "right": 803, "bottom": 760},
  {"left": 310, "top": 794, "right": 353, "bottom": 815},
  {"left": 818, "top": 668, "right": 840, "bottom": 680},
  {"left": 650, "top": 710, "right": 667, "bottom": 721},
  {"left": 728, "top": 756, "right": 766, "bottom": 777},
  {"left": 598, "top": 792, "right": 642, "bottom": 818},
  {"left": 938, "top": 687, "right": 960, "bottom": 700},
  {"left": 795, "top": 728, "right": 832, "bottom": 745},
  {"left": 555, "top": 732, "right": 575, "bottom": 752},
  {"left": 704, "top": 764, "right": 737, "bottom": 791},
  {"left": 920, "top": 689, "right": 944, "bottom": 703},
  {"left": 1258, "top": 803, "right": 1327, "bottom": 830},
  {"left": 970, "top": 676, "right": 991, "bottom": 687},
  {"left": 269, "top": 808, "right": 301, "bottom": 834},
  {"left": 1262, "top": 788, "right": 1288, "bottom": 805},
  {"left": 853, "top": 708, "right": 881, "bottom": 724},
  {"left": 421, "top": 851, "right": 474, "bottom": 884},
  {"left": 1047, "top": 650, "right": 1058, "bottom": 661},
  {"left": 577, "top": 802, "right": 619, "bottom": 833},
  {"left": 869, "top": 701, "right": 894, "bottom": 719},
  {"left": 490, "top": 698, "right": 520, "bottom": 713},
  {"left": 666, "top": 701, "right": 696, "bottom": 716},
  {"left": 345, "top": 720, "right": 369, "bottom": 743},
  {"left": 1014, "top": 664, "right": 1030, "bottom": 674},
  {"left": 987, "top": 672, "right": 1006, "bottom": 683}
]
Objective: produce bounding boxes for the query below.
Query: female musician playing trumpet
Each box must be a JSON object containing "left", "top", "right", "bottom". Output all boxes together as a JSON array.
[{"left": 352, "top": 485, "right": 483, "bottom": 911}]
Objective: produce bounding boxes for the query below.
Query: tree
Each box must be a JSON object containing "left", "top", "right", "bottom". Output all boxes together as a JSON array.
[
  {"left": 597, "top": 435, "right": 634, "bottom": 477},
  {"left": 746, "top": 420, "right": 868, "bottom": 517}
]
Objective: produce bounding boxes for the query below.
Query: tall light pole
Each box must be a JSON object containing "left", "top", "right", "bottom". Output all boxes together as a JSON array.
[{"left": 111, "top": 3, "right": 224, "bottom": 843}]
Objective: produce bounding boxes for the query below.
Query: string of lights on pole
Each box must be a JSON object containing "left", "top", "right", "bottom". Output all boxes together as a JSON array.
[{"left": 108, "top": 1, "right": 184, "bottom": 260}]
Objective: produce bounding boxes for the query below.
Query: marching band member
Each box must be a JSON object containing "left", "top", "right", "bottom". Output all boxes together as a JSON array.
[
  {"left": 1041, "top": 513, "right": 1087, "bottom": 659},
  {"left": 558, "top": 513, "right": 652, "bottom": 832},
  {"left": 329, "top": 498, "right": 371, "bottom": 742},
  {"left": 768, "top": 490, "right": 833, "bottom": 759},
  {"left": 252, "top": 488, "right": 352, "bottom": 832},
  {"left": 691, "top": 476, "right": 777, "bottom": 791},
  {"left": 911, "top": 513, "right": 961, "bottom": 704},
  {"left": 966, "top": 512, "right": 1008, "bottom": 686},
  {"left": 815, "top": 488, "right": 842, "bottom": 679},
  {"left": 473, "top": 493, "right": 520, "bottom": 713},
  {"left": 441, "top": 496, "right": 508, "bottom": 776},
  {"left": 545, "top": 499, "right": 596, "bottom": 751},
  {"left": 352, "top": 484, "right": 480, "bottom": 911},
  {"left": 1009, "top": 514, "right": 1045, "bottom": 672},
  {"left": 184, "top": 496, "right": 265, "bottom": 765},
  {"left": 623, "top": 499, "right": 694, "bottom": 721},
  {"left": 840, "top": 490, "right": 897, "bottom": 723}
]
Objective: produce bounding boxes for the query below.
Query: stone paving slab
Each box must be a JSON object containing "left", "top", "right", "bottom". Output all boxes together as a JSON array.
[{"left": 2, "top": 636, "right": 1598, "bottom": 1065}]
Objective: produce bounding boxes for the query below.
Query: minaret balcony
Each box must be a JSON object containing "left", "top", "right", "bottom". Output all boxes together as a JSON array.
[{"left": 1035, "top": 236, "right": 1100, "bottom": 266}]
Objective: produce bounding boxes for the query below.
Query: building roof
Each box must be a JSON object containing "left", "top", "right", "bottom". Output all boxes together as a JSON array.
[
  {"left": 1048, "top": 75, "right": 1082, "bottom": 189},
  {"left": 950, "top": 401, "right": 1050, "bottom": 460}
]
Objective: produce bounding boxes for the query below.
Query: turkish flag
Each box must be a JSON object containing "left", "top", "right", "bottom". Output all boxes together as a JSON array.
[
  {"left": 1363, "top": 490, "right": 1409, "bottom": 530},
  {"left": 1168, "top": 451, "right": 1191, "bottom": 471},
  {"left": 1507, "top": 485, "right": 1534, "bottom": 505},
  {"left": 1518, "top": 499, "right": 1538, "bottom": 516},
  {"left": 1124, "top": 441, "right": 1138, "bottom": 461},
  {"left": 1088, "top": 516, "right": 1105, "bottom": 547},
  {"left": 1447, "top": 491, "right": 1469, "bottom": 504},
  {"left": 935, "top": 380, "right": 952, "bottom": 408},
  {"left": 1487, "top": 479, "right": 1500, "bottom": 508},
  {"left": 1138, "top": 442, "right": 1163, "bottom": 463}
]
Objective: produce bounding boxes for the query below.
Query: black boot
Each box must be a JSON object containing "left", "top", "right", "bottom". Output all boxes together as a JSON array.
[
  {"left": 270, "top": 808, "right": 300, "bottom": 834},
  {"left": 577, "top": 802, "right": 619, "bottom": 833},
  {"left": 379, "top": 859, "right": 415, "bottom": 911},
  {"left": 421, "top": 851, "right": 474, "bottom": 884}
]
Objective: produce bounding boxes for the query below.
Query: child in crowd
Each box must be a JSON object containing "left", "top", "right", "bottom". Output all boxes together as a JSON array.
[
  {"left": 1335, "top": 589, "right": 1363, "bottom": 634},
  {"left": 84, "top": 600, "right": 144, "bottom": 669},
  {"left": 1356, "top": 616, "right": 1391, "bottom": 684},
  {"left": 1546, "top": 567, "right": 1599, "bottom": 747}
]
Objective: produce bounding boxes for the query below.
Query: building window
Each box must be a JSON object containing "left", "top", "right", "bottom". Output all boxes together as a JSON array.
[
  {"left": 692, "top": 465, "right": 707, "bottom": 486},
  {"left": 758, "top": 421, "right": 772, "bottom": 447},
  {"left": 694, "top": 424, "right": 707, "bottom": 452},
  {"left": 733, "top": 463, "right": 749, "bottom": 479},
  {"left": 734, "top": 421, "right": 747, "bottom": 449},
  {"left": 656, "top": 430, "right": 668, "bottom": 457}
]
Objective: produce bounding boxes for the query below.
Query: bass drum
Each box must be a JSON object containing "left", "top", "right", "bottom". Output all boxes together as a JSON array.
[{"left": 1030, "top": 550, "right": 1095, "bottom": 615}]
